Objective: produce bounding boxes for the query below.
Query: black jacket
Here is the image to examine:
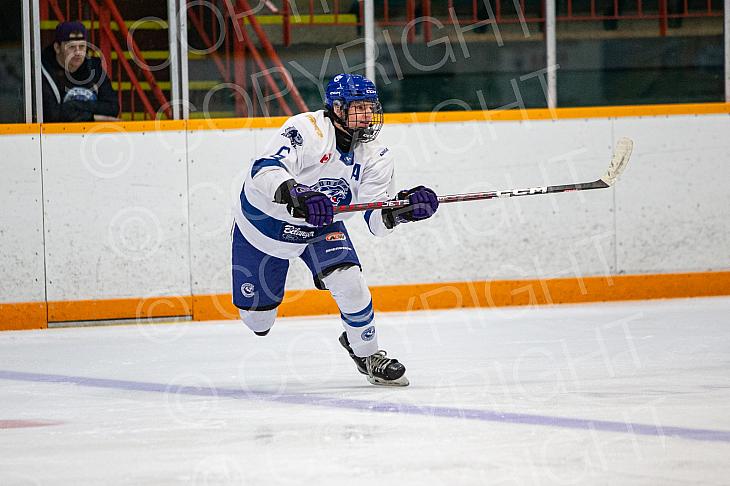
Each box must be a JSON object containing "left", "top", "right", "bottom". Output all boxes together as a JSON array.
[{"left": 41, "top": 45, "right": 119, "bottom": 122}]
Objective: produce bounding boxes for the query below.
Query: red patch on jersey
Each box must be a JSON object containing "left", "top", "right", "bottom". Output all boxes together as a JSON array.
[
  {"left": 325, "top": 232, "right": 346, "bottom": 241},
  {"left": 320, "top": 153, "right": 332, "bottom": 164}
]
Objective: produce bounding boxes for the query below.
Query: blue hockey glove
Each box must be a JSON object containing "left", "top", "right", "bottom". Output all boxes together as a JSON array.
[
  {"left": 274, "top": 179, "right": 334, "bottom": 227},
  {"left": 383, "top": 185, "right": 439, "bottom": 229}
]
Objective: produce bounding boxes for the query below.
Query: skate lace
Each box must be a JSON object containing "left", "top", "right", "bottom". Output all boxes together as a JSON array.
[{"left": 367, "top": 351, "right": 392, "bottom": 376}]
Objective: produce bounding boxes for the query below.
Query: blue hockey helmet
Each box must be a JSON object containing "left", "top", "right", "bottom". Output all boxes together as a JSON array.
[
  {"left": 325, "top": 73, "right": 383, "bottom": 143},
  {"left": 325, "top": 73, "right": 379, "bottom": 108}
]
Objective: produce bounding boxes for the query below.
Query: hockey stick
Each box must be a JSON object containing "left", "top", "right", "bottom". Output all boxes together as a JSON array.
[{"left": 334, "top": 137, "right": 633, "bottom": 214}]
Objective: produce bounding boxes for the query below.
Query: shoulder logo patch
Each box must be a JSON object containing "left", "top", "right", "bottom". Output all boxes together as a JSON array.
[
  {"left": 306, "top": 114, "right": 323, "bottom": 138},
  {"left": 282, "top": 126, "right": 303, "bottom": 147}
]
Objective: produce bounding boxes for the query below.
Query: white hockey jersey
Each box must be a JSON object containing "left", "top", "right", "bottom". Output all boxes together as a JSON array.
[{"left": 234, "top": 110, "right": 396, "bottom": 259}]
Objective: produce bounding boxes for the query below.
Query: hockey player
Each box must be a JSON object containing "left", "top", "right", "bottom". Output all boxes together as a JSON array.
[{"left": 232, "top": 73, "right": 439, "bottom": 386}]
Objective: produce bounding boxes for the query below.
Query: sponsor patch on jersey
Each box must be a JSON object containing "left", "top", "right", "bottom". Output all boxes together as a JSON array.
[
  {"left": 281, "top": 224, "right": 315, "bottom": 242},
  {"left": 361, "top": 326, "right": 376, "bottom": 341},
  {"left": 312, "top": 178, "right": 352, "bottom": 205},
  {"left": 319, "top": 153, "right": 332, "bottom": 164},
  {"left": 306, "top": 114, "right": 323, "bottom": 138},
  {"left": 379, "top": 147, "right": 389, "bottom": 157},
  {"left": 240, "top": 283, "right": 255, "bottom": 298},
  {"left": 325, "top": 232, "right": 346, "bottom": 241},
  {"left": 282, "top": 126, "right": 303, "bottom": 147}
]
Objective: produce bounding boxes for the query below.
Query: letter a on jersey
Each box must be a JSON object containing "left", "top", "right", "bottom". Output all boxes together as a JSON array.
[{"left": 351, "top": 163, "right": 361, "bottom": 182}]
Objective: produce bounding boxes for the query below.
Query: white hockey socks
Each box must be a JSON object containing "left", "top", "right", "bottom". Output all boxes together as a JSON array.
[{"left": 323, "top": 266, "right": 378, "bottom": 357}]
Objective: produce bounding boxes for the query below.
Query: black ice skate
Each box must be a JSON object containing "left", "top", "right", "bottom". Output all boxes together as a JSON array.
[{"left": 338, "top": 332, "right": 409, "bottom": 386}]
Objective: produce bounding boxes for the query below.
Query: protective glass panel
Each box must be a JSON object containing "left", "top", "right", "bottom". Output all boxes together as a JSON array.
[
  {"left": 184, "top": 0, "right": 327, "bottom": 119},
  {"left": 370, "top": 1, "right": 549, "bottom": 113},
  {"left": 38, "top": 0, "right": 173, "bottom": 121},
  {"left": 183, "top": 1, "right": 549, "bottom": 119},
  {"left": 556, "top": 0, "right": 724, "bottom": 106},
  {"left": 0, "top": 0, "right": 25, "bottom": 123}
]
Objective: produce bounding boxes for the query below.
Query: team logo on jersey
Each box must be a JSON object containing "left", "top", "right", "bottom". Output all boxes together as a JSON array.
[
  {"left": 325, "top": 232, "right": 346, "bottom": 241},
  {"left": 361, "top": 326, "right": 376, "bottom": 341},
  {"left": 282, "top": 126, "right": 303, "bottom": 147},
  {"left": 240, "top": 283, "right": 255, "bottom": 298},
  {"left": 312, "top": 178, "right": 352, "bottom": 205},
  {"left": 320, "top": 153, "right": 332, "bottom": 164}
]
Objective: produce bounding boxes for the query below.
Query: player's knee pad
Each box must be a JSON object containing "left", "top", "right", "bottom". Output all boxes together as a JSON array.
[
  {"left": 322, "top": 265, "right": 371, "bottom": 314},
  {"left": 239, "top": 308, "right": 277, "bottom": 333}
]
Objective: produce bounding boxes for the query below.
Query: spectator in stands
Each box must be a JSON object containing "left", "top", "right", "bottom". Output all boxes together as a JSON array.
[{"left": 41, "top": 21, "right": 119, "bottom": 122}]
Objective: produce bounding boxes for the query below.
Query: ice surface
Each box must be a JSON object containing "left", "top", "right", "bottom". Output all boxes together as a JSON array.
[{"left": 1, "top": 297, "right": 730, "bottom": 485}]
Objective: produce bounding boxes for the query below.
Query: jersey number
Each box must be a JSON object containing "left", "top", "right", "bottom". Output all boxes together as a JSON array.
[{"left": 271, "top": 146, "right": 291, "bottom": 160}]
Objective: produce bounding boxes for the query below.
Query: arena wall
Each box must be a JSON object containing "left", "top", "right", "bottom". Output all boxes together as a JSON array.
[{"left": 1, "top": 104, "right": 729, "bottom": 330}]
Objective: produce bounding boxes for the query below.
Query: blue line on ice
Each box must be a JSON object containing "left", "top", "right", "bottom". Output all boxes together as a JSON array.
[{"left": 2, "top": 369, "right": 729, "bottom": 444}]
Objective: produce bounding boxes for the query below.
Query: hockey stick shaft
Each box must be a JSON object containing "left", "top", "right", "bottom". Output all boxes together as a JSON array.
[
  {"left": 333, "top": 180, "right": 608, "bottom": 214},
  {"left": 334, "top": 137, "right": 633, "bottom": 215}
]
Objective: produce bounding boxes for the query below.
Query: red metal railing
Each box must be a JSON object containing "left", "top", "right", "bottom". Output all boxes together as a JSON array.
[
  {"left": 276, "top": 0, "right": 722, "bottom": 43},
  {"left": 186, "top": 0, "right": 308, "bottom": 117},
  {"left": 99, "top": 0, "right": 170, "bottom": 118},
  {"left": 559, "top": 0, "right": 722, "bottom": 36}
]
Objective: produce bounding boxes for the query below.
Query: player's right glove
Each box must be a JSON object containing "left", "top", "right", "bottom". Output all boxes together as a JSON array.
[
  {"left": 382, "top": 185, "right": 439, "bottom": 229},
  {"left": 274, "top": 179, "right": 334, "bottom": 227}
]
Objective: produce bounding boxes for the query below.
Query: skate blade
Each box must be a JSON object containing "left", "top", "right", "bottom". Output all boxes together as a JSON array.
[{"left": 367, "top": 375, "right": 409, "bottom": 387}]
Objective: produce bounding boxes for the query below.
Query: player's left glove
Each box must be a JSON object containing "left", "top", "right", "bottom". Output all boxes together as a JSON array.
[{"left": 382, "top": 185, "right": 439, "bottom": 229}]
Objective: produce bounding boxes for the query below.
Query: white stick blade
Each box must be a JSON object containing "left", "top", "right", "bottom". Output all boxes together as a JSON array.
[{"left": 601, "top": 137, "right": 633, "bottom": 186}]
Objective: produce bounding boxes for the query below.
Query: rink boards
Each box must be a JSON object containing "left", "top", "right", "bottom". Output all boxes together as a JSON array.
[{"left": 1, "top": 103, "right": 729, "bottom": 329}]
